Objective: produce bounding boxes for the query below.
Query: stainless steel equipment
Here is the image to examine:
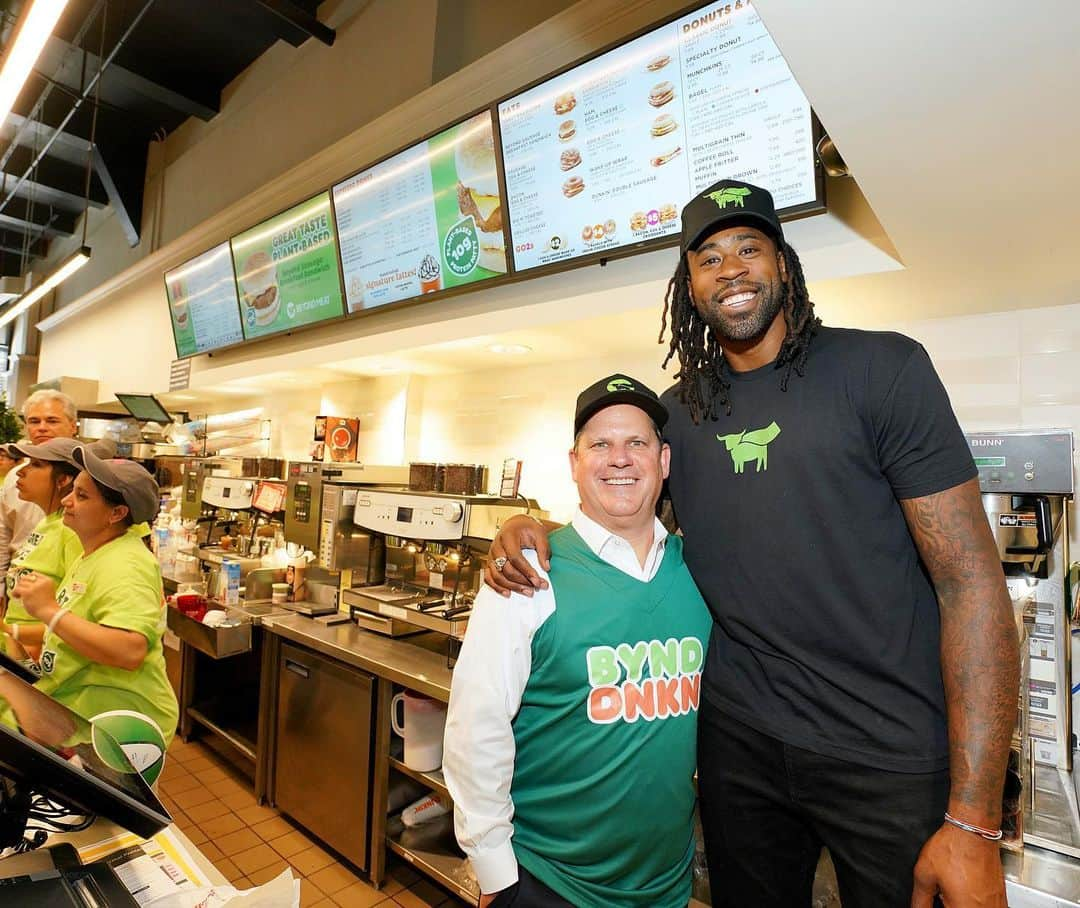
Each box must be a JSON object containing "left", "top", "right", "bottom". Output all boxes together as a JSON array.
[
  {"left": 968, "top": 430, "right": 1076, "bottom": 860},
  {"left": 342, "top": 487, "right": 545, "bottom": 639},
  {"left": 202, "top": 475, "right": 256, "bottom": 510},
  {"left": 273, "top": 641, "right": 373, "bottom": 869},
  {"left": 284, "top": 461, "right": 409, "bottom": 553}
]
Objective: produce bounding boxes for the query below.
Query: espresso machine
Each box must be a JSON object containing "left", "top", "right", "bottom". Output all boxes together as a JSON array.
[
  {"left": 968, "top": 430, "right": 1076, "bottom": 857},
  {"left": 341, "top": 488, "right": 546, "bottom": 643}
]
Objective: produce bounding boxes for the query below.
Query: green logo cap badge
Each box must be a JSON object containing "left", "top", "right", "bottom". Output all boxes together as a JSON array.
[
  {"left": 606, "top": 378, "right": 635, "bottom": 392},
  {"left": 707, "top": 186, "right": 752, "bottom": 210}
]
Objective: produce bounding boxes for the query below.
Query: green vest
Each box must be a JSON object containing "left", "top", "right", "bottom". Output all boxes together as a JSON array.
[{"left": 511, "top": 526, "right": 711, "bottom": 908}]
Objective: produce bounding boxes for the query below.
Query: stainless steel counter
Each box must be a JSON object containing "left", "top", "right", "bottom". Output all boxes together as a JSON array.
[
  {"left": 1005, "top": 844, "right": 1080, "bottom": 906},
  {"left": 260, "top": 613, "right": 454, "bottom": 701}
]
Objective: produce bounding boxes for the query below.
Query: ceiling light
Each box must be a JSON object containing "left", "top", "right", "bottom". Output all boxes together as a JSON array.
[
  {"left": 0, "top": 246, "right": 90, "bottom": 329},
  {"left": 0, "top": 0, "right": 71, "bottom": 126},
  {"left": 488, "top": 344, "right": 532, "bottom": 355}
]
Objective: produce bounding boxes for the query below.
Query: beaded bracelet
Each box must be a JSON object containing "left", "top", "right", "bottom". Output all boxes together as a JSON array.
[{"left": 944, "top": 812, "right": 1003, "bottom": 841}]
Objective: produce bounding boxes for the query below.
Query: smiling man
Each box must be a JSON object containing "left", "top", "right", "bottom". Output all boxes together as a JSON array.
[
  {"left": 443, "top": 376, "right": 712, "bottom": 908},
  {"left": 488, "top": 180, "right": 1018, "bottom": 907}
]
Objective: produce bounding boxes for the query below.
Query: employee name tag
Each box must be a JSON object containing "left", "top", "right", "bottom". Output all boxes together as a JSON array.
[{"left": 70, "top": 581, "right": 87, "bottom": 596}]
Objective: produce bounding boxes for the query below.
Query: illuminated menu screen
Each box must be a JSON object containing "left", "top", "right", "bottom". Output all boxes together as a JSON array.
[
  {"left": 165, "top": 243, "right": 244, "bottom": 357},
  {"left": 498, "top": 0, "right": 818, "bottom": 271},
  {"left": 332, "top": 111, "right": 508, "bottom": 312},
  {"left": 230, "top": 192, "right": 346, "bottom": 340}
]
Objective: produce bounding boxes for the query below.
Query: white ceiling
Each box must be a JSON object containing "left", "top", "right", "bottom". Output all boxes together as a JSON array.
[{"left": 161, "top": 0, "right": 1080, "bottom": 406}]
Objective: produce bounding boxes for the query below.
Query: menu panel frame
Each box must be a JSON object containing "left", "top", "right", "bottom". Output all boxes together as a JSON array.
[
  {"left": 163, "top": 242, "right": 247, "bottom": 360},
  {"left": 494, "top": 0, "right": 826, "bottom": 278},
  {"left": 329, "top": 105, "right": 515, "bottom": 321},
  {"left": 229, "top": 191, "right": 349, "bottom": 344}
]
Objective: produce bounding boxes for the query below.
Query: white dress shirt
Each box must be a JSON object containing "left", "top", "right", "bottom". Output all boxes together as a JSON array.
[
  {"left": 442, "top": 509, "right": 668, "bottom": 894},
  {"left": 0, "top": 464, "right": 45, "bottom": 595}
]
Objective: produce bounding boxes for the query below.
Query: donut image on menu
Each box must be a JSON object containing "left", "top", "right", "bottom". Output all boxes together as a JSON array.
[{"left": 648, "top": 81, "right": 675, "bottom": 108}]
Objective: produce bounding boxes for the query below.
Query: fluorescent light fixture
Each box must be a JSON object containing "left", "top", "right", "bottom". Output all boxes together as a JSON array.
[
  {"left": 0, "top": 246, "right": 90, "bottom": 329},
  {"left": 488, "top": 343, "right": 532, "bottom": 355},
  {"left": 0, "top": 0, "right": 71, "bottom": 125}
]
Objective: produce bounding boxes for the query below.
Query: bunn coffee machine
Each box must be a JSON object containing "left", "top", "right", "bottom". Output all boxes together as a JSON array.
[{"left": 967, "top": 430, "right": 1075, "bottom": 858}]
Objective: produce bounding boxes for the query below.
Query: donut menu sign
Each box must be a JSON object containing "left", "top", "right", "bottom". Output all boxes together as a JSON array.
[
  {"left": 229, "top": 192, "right": 346, "bottom": 341},
  {"left": 331, "top": 111, "right": 507, "bottom": 313},
  {"left": 164, "top": 242, "right": 245, "bottom": 358},
  {"left": 498, "top": 0, "right": 818, "bottom": 271}
]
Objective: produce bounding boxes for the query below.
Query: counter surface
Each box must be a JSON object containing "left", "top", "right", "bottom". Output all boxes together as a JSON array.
[{"left": 261, "top": 613, "right": 454, "bottom": 700}]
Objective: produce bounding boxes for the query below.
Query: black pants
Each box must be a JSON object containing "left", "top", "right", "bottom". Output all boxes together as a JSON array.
[
  {"left": 489, "top": 865, "right": 576, "bottom": 907},
  {"left": 697, "top": 704, "right": 949, "bottom": 908}
]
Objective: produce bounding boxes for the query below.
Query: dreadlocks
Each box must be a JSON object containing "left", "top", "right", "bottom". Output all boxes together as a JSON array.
[{"left": 658, "top": 238, "right": 820, "bottom": 424}]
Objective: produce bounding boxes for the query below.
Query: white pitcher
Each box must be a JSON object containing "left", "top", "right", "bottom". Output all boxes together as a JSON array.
[{"left": 391, "top": 691, "right": 448, "bottom": 772}]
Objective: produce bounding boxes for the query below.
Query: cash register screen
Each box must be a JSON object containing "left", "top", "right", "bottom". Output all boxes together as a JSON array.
[{"left": 0, "top": 658, "right": 171, "bottom": 839}]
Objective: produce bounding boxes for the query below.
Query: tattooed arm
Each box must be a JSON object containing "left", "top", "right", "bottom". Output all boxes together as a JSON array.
[{"left": 901, "top": 476, "right": 1018, "bottom": 908}]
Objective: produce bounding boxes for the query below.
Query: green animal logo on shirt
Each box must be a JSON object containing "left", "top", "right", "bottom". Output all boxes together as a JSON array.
[
  {"left": 706, "top": 186, "right": 752, "bottom": 209},
  {"left": 717, "top": 421, "right": 781, "bottom": 473}
]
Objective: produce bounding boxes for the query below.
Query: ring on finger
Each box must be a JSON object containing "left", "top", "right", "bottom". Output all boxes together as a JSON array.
[{"left": 493, "top": 556, "right": 508, "bottom": 571}]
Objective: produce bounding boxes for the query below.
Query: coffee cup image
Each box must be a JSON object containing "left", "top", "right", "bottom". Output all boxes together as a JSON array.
[
  {"left": 240, "top": 251, "right": 281, "bottom": 326},
  {"left": 418, "top": 254, "right": 442, "bottom": 293}
]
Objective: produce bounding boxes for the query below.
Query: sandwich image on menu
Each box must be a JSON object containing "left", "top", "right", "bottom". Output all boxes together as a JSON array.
[
  {"left": 239, "top": 251, "right": 280, "bottom": 327},
  {"left": 455, "top": 119, "right": 506, "bottom": 275}
]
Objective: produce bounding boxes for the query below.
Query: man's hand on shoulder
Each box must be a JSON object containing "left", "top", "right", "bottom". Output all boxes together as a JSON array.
[
  {"left": 485, "top": 514, "right": 557, "bottom": 598},
  {"left": 910, "top": 823, "right": 1006, "bottom": 907}
]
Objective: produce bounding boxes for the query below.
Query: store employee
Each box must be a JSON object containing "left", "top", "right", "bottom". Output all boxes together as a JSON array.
[
  {"left": 444, "top": 375, "right": 711, "bottom": 907},
  {"left": 13, "top": 446, "right": 178, "bottom": 783}
]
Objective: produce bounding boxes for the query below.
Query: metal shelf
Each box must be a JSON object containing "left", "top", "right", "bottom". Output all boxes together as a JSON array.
[
  {"left": 388, "top": 756, "right": 450, "bottom": 803},
  {"left": 187, "top": 704, "right": 257, "bottom": 761},
  {"left": 386, "top": 814, "right": 478, "bottom": 905}
]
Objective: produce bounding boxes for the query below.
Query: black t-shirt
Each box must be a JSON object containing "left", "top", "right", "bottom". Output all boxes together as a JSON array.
[{"left": 663, "top": 327, "right": 977, "bottom": 772}]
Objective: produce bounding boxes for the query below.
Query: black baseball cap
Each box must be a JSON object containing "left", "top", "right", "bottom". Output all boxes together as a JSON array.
[
  {"left": 574, "top": 374, "right": 668, "bottom": 436},
  {"left": 680, "top": 179, "right": 783, "bottom": 253}
]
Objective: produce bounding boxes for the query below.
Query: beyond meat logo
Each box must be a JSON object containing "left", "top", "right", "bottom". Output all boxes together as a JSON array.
[
  {"left": 585, "top": 637, "right": 704, "bottom": 724},
  {"left": 707, "top": 186, "right": 751, "bottom": 209},
  {"left": 717, "top": 421, "right": 781, "bottom": 473}
]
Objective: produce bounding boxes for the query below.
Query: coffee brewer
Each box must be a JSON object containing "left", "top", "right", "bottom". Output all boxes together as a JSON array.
[
  {"left": 968, "top": 430, "right": 1075, "bottom": 856},
  {"left": 341, "top": 487, "right": 546, "bottom": 646}
]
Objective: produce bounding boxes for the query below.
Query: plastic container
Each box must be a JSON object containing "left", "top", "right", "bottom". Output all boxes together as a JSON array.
[
  {"left": 222, "top": 560, "right": 242, "bottom": 606},
  {"left": 271, "top": 582, "right": 290, "bottom": 604}
]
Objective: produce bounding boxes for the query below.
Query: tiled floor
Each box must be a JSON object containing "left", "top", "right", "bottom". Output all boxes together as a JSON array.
[{"left": 160, "top": 736, "right": 472, "bottom": 908}]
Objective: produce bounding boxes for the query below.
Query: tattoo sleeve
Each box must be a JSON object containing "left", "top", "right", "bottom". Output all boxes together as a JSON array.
[{"left": 900, "top": 477, "right": 1020, "bottom": 827}]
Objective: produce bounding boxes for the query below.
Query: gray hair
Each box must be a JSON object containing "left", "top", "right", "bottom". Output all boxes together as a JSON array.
[{"left": 22, "top": 389, "right": 77, "bottom": 424}]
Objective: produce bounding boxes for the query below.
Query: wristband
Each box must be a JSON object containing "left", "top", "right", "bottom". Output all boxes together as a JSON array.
[
  {"left": 46, "top": 607, "right": 69, "bottom": 638},
  {"left": 944, "top": 812, "right": 1003, "bottom": 841}
]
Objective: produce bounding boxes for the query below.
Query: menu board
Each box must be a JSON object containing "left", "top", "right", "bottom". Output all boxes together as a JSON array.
[
  {"left": 498, "top": 0, "right": 817, "bottom": 271},
  {"left": 230, "top": 192, "right": 345, "bottom": 340},
  {"left": 332, "top": 111, "right": 507, "bottom": 312},
  {"left": 164, "top": 243, "right": 244, "bottom": 357}
]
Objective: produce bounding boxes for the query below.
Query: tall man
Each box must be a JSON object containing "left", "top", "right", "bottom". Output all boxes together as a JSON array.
[
  {"left": 487, "top": 181, "right": 1018, "bottom": 907},
  {"left": 0, "top": 390, "right": 79, "bottom": 601},
  {"left": 444, "top": 376, "right": 712, "bottom": 908}
]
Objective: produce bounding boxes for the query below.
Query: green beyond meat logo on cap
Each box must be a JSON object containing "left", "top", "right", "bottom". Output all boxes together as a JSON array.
[
  {"left": 707, "top": 186, "right": 751, "bottom": 209},
  {"left": 91, "top": 710, "right": 167, "bottom": 786},
  {"left": 607, "top": 378, "right": 635, "bottom": 392}
]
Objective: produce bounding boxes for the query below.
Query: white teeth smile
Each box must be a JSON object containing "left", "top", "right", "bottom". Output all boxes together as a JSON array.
[
  {"left": 603, "top": 478, "right": 636, "bottom": 485},
  {"left": 722, "top": 291, "right": 756, "bottom": 307}
]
